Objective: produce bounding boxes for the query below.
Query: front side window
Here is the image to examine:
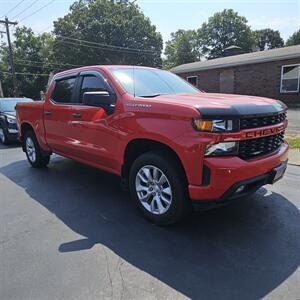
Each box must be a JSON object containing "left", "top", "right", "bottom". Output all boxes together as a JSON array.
[
  {"left": 280, "top": 65, "right": 300, "bottom": 93},
  {"left": 79, "top": 75, "right": 108, "bottom": 102},
  {"left": 110, "top": 67, "right": 200, "bottom": 97},
  {"left": 52, "top": 77, "right": 76, "bottom": 103}
]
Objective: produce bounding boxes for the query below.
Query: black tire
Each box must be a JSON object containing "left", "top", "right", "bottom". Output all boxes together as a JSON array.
[
  {"left": 129, "top": 150, "right": 191, "bottom": 225},
  {"left": 23, "top": 130, "right": 50, "bottom": 168},
  {"left": 0, "top": 126, "right": 9, "bottom": 145}
]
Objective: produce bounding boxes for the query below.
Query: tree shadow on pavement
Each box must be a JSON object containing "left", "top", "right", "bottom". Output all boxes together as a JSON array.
[{"left": 1, "top": 157, "right": 300, "bottom": 300}]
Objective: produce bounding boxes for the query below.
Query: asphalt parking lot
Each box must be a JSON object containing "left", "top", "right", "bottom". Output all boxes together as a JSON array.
[{"left": 1, "top": 143, "right": 300, "bottom": 300}]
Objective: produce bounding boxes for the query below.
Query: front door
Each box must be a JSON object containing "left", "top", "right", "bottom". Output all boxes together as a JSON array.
[{"left": 67, "top": 71, "right": 119, "bottom": 171}]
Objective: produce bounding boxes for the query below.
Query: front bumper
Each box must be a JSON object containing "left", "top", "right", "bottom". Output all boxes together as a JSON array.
[
  {"left": 6, "top": 129, "right": 18, "bottom": 141},
  {"left": 189, "top": 142, "right": 288, "bottom": 201}
]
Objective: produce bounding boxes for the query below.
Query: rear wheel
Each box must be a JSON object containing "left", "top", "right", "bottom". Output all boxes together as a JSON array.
[
  {"left": 0, "top": 127, "right": 9, "bottom": 145},
  {"left": 129, "top": 151, "right": 190, "bottom": 225},
  {"left": 24, "top": 131, "right": 50, "bottom": 168}
]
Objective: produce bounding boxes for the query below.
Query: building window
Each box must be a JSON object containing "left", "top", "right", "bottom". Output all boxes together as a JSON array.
[
  {"left": 280, "top": 64, "right": 300, "bottom": 93},
  {"left": 186, "top": 76, "right": 198, "bottom": 87}
]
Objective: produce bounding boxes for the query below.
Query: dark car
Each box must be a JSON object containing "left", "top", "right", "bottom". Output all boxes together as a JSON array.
[{"left": 0, "top": 98, "right": 33, "bottom": 144}]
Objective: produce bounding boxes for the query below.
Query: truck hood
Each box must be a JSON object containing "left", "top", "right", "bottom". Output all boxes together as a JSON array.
[{"left": 151, "top": 93, "right": 286, "bottom": 118}]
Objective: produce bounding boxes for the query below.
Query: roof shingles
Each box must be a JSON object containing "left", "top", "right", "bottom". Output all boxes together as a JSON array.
[{"left": 171, "top": 45, "right": 300, "bottom": 74}]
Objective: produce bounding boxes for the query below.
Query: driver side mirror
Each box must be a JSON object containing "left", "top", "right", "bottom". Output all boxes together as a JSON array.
[{"left": 83, "top": 91, "right": 116, "bottom": 114}]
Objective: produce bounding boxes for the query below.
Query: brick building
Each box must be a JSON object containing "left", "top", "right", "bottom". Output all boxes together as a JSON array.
[{"left": 171, "top": 45, "right": 300, "bottom": 106}]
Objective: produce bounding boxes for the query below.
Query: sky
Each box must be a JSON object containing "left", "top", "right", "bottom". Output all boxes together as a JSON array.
[{"left": 0, "top": 0, "right": 300, "bottom": 45}]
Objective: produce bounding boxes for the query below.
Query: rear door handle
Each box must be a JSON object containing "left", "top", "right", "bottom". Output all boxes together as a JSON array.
[
  {"left": 44, "top": 111, "right": 52, "bottom": 116},
  {"left": 72, "top": 113, "right": 81, "bottom": 118}
]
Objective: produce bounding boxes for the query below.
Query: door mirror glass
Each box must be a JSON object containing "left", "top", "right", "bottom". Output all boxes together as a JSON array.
[{"left": 83, "top": 91, "right": 115, "bottom": 114}]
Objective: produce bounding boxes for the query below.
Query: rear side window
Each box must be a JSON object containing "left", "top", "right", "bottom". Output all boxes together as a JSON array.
[
  {"left": 79, "top": 75, "right": 108, "bottom": 102},
  {"left": 52, "top": 77, "right": 76, "bottom": 103}
]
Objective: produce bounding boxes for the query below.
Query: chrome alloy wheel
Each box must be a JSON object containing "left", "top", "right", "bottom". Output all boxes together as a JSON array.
[
  {"left": 135, "top": 165, "right": 172, "bottom": 215},
  {"left": 0, "top": 128, "right": 5, "bottom": 143},
  {"left": 26, "top": 137, "right": 36, "bottom": 163}
]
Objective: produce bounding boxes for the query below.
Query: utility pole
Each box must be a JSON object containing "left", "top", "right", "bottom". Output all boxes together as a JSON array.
[
  {"left": 0, "top": 17, "right": 18, "bottom": 96},
  {"left": 0, "top": 30, "right": 6, "bottom": 97}
]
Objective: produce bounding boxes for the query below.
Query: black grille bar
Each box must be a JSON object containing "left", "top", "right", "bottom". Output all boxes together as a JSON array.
[
  {"left": 240, "top": 112, "right": 286, "bottom": 130},
  {"left": 239, "top": 132, "right": 284, "bottom": 159}
]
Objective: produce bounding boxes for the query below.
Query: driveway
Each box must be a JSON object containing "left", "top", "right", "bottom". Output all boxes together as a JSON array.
[{"left": 0, "top": 144, "right": 300, "bottom": 300}]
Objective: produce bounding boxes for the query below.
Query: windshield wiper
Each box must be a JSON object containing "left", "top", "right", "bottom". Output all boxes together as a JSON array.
[{"left": 139, "top": 94, "right": 163, "bottom": 98}]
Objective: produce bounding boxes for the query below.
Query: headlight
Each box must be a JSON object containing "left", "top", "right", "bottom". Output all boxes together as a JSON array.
[
  {"left": 193, "top": 118, "right": 234, "bottom": 132},
  {"left": 6, "top": 116, "right": 16, "bottom": 124},
  {"left": 205, "top": 142, "right": 238, "bottom": 156}
]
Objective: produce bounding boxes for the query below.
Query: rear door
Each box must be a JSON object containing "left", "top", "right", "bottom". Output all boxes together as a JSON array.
[{"left": 44, "top": 75, "right": 79, "bottom": 155}]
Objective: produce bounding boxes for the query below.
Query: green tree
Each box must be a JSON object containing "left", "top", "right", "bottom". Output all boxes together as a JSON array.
[
  {"left": 199, "top": 9, "right": 254, "bottom": 59},
  {"left": 286, "top": 29, "right": 300, "bottom": 46},
  {"left": 253, "top": 29, "right": 284, "bottom": 51},
  {"left": 0, "top": 26, "right": 53, "bottom": 98},
  {"left": 52, "top": 0, "right": 163, "bottom": 67},
  {"left": 163, "top": 29, "right": 200, "bottom": 69}
]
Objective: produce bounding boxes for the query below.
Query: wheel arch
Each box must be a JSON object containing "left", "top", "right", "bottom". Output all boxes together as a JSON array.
[
  {"left": 20, "top": 122, "right": 35, "bottom": 151},
  {"left": 121, "top": 138, "right": 187, "bottom": 185}
]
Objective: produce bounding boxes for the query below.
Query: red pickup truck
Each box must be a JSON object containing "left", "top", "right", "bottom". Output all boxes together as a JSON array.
[{"left": 16, "top": 65, "right": 288, "bottom": 225}]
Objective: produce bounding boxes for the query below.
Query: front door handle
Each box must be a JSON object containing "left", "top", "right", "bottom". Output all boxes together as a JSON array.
[
  {"left": 44, "top": 111, "right": 52, "bottom": 116},
  {"left": 72, "top": 113, "right": 81, "bottom": 118}
]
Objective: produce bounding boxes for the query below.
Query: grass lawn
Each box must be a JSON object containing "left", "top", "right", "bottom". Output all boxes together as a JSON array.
[{"left": 285, "top": 135, "right": 300, "bottom": 149}]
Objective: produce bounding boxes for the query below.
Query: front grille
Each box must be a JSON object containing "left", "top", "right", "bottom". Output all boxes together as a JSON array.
[
  {"left": 240, "top": 112, "right": 286, "bottom": 130},
  {"left": 239, "top": 132, "right": 284, "bottom": 159},
  {"left": 8, "top": 123, "right": 17, "bottom": 130}
]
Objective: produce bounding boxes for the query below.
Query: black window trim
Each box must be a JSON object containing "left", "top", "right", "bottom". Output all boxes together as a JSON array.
[
  {"left": 50, "top": 73, "right": 79, "bottom": 105},
  {"left": 75, "top": 70, "right": 117, "bottom": 105}
]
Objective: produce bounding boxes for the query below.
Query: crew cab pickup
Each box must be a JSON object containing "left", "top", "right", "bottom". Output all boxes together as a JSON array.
[{"left": 16, "top": 66, "right": 288, "bottom": 225}]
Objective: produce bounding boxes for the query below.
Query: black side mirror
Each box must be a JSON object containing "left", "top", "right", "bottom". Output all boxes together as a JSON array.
[{"left": 83, "top": 91, "right": 116, "bottom": 114}]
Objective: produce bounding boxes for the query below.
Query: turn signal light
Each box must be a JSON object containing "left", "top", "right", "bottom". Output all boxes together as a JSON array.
[{"left": 193, "top": 119, "right": 213, "bottom": 131}]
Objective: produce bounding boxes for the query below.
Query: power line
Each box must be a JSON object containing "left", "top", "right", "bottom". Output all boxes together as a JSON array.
[
  {"left": 1, "top": 0, "right": 26, "bottom": 18},
  {"left": 50, "top": 0, "right": 162, "bottom": 56},
  {"left": 36, "top": 0, "right": 91, "bottom": 35},
  {"left": 56, "top": 36, "right": 160, "bottom": 54},
  {"left": 20, "top": 0, "right": 56, "bottom": 22},
  {"left": 15, "top": 59, "right": 83, "bottom": 68},
  {"left": 56, "top": 39, "right": 159, "bottom": 55},
  {"left": 15, "top": 62, "right": 54, "bottom": 69},
  {"left": 12, "top": 0, "right": 40, "bottom": 20},
  {"left": 37, "top": 24, "right": 52, "bottom": 34},
  {"left": 0, "top": 70, "right": 50, "bottom": 77},
  {"left": 22, "top": 0, "right": 160, "bottom": 58},
  {"left": 53, "top": 0, "right": 137, "bottom": 45}
]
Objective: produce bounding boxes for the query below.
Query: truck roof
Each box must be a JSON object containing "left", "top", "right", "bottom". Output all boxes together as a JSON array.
[{"left": 53, "top": 65, "right": 158, "bottom": 79}]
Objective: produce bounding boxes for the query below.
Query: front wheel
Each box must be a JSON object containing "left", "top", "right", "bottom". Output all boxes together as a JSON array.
[
  {"left": 24, "top": 131, "right": 50, "bottom": 168},
  {"left": 129, "top": 151, "right": 191, "bottom": 225}
]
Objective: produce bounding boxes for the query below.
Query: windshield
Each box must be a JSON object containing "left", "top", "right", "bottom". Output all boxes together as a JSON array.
[
  {"left": 110, "top": 67, "right": 201, "bottom": 97},
  {"left": 0, "top": 98, "right": 33, "bottom": 112}
]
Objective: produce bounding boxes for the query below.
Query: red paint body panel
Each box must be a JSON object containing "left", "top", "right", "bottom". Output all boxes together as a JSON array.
[
  {"left": 16, "top": 65, "right": 289, "bottom": 201},
  {"left": 189, "top": 142, "right": 288, "bottom": 200}
]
